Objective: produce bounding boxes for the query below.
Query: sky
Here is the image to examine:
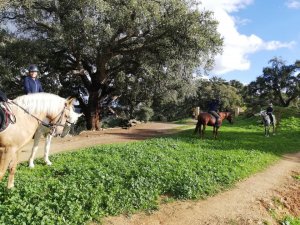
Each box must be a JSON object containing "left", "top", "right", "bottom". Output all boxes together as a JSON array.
[{"left": 199, "top": 0, "right": 300, "bottom": 84}]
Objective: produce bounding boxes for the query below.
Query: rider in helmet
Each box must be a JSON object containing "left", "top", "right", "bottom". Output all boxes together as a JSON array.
[
  {"left": 208, "top": 99, "right": 220, "bottom": 127},
  {"left": 266, "top": 103, "right": 274, "bottom": 123},
  {"left": 23, "top": 64, "right": 44, "bottom": 94}
]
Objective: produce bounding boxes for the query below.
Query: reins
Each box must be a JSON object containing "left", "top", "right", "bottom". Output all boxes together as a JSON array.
[{"left": 11, "top": 101, "right": 70, "bottom": 129}]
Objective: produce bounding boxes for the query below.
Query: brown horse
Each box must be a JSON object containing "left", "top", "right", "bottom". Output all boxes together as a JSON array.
[
  {"left": 194, "top": 112, "right": 233, "bottom": 139},
  {"left": 0, "top": 93, "right": 80, "bottom": 188}
]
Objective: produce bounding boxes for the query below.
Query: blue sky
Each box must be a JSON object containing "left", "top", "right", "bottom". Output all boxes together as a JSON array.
[{"left": 200, "top": 0, "right": 300, "bottom": 84}]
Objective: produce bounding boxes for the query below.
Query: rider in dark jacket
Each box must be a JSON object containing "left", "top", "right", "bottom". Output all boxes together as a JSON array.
[
  {"left": 208, "top": 99, "right": 220, "bottom": 127},
  {"left": 23, "top": 65, "right": 43, "bottom": 94}
]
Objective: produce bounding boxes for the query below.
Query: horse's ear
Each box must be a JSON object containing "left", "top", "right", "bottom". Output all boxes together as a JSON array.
[{"left": 65, "top": 96, "right": 75, "bottom": 107}]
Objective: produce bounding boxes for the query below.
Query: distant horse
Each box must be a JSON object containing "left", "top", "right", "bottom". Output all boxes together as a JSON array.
[
  {"left": 0, "top": 93, "right": 81, "bottom": 188},
  {"left": 194, "top": 112, "right": 233, "bottom": 139},
  {"left": 260, "top": 110, "right": 276, "bottom": 137}
]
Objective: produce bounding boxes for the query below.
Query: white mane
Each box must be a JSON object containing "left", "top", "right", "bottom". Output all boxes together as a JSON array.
[{"left": 14, "top": 93, "right": 66, "bottom": 116}]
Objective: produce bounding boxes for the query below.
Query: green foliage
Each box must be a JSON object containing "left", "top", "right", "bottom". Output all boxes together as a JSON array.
[
  {"left": 134, "top": 105, "right": 154, "bottom": 122},
  {"left": 194, "top": 77, "right": 243, "bottom": 112},
  {"left": 245, "top": 57, "right": 300, "bottom": 107},
  {"left": 281, "top": 217, "right": 300, "bottom": 225},
  {"left": 279, "top": 117, "right": 300, "bottom": 131},
  {"left": 275, "top": 106, "right": 300, "bottom": 119},
  {"left": 0, "top": 113, "right": 300, "bottom": 224}
]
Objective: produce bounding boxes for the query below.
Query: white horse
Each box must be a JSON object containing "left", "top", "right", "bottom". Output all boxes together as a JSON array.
[
  {"left": 260, "top": 110, "right": 276, "bottom": 137},
  {"left": 0, "top": 93, "right": 81, "bottom": 188}
]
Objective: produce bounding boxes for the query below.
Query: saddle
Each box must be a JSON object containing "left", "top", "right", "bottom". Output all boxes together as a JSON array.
[
  {"left": 208, "top": 112, "right": 219, "bottom": 119},
  {"left": 0, "top": 91, "right": 16, "bottom": 132},
  {"left": 208, "top": 111, "right": 220, "bottom": 127}
]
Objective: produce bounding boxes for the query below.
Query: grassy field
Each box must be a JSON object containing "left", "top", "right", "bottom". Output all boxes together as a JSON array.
[{"left": 0, "top": 111, "right": 299, "bottom": 225}]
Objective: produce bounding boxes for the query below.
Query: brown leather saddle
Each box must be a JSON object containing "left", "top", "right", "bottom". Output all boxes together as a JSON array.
[{"left": 0, "top": 91, "right": 16, "bottom": 132}]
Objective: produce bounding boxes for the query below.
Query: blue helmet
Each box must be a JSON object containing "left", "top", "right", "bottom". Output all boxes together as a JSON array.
[{"left": 28, "top": 64, "right": 39, "bottom": 72}]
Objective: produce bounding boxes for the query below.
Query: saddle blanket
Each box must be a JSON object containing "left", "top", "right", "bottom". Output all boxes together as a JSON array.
[{"left": 0, "top": 101, "right": 15, "bottom": 132}]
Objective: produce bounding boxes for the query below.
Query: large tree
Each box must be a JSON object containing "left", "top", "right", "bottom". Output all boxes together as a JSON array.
[
  {"left": 1, "top": 0, "right": 223, "bottom": 129},
  {"left": 246, "top": 57, "right": 300, "bottom": 107}
]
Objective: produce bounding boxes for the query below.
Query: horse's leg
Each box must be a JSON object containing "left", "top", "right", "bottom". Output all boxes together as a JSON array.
[
  {"left": 265, "top": 126, "right": 267, "bottom": 137},
  {"left": 44, "top": 134, "right": 53, "bottom": 166},
  {"left": 215, "top": 127, "right": 219, "bottom": 139},
  {"left": 272, "top": 124, "right": 276, "bottom": 135},
  {"left": 0, "top": 148, "right": 12, "bottom": 182},
  {"left": 29, "top": 129, "right": 43, "bottom": 168},
  {"left": 201, "top": 124, "right": 206, "bottom": 139},
  {"left": 265, "top": 126, "right": 269, "bottom": 137},
  {"left": 199, "top": 123, "right": 202, "bottom": 138},
  {"left": 7, "top": 149, "right": 18, "bottom": 189},
  {"left": 194, "top": 121, "right": 199, "bottom": 134}
]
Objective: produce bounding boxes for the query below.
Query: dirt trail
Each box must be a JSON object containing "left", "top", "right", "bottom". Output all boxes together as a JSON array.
[
  {"left": 18, "top": 122, "right": 300, "bottom": 225},
  {"left": 104, "top": 152, "right": 300, "bottom": 225}
]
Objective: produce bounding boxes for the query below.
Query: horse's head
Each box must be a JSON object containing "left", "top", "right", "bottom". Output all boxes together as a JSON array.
[
  {"left": 50, "top": 97, "right": 83, "bottom": 137},
  {"left": 259, "top": 110, "right": 270, "bottom": 124},
  {"left": 260, "top": 110, "right": 268, "bottom": 118},
  {"left": 225, "top": 112, "right": 234, "bottom": 124}
]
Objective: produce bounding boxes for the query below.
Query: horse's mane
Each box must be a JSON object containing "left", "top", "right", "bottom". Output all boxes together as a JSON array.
[{"left": 14, "top": 93, "right": 66, "bottom": 115}]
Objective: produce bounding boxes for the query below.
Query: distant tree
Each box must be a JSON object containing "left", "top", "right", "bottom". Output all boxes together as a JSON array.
[
  {"left": 229, "top": 79, "right": 244, "bottom": 93},
  {"left": 0, "top": 30, "right": 24, "bottom": 96},
  {"left": 1, "top": 0, "right": 223, "bottom": 129},
  {"left": 150, "top": 63, "right": 198, "bottom": 121},
  {"left": 194, "top": 77, "right": 243, "bottom": 111},
  {"left": 247, "top": 57, "right": 300, "bottom": 107}
]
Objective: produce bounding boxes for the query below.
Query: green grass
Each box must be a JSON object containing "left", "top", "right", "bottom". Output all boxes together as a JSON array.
[
  {"left": 280, "top": 217, "right": 300, "bottom": 225},
  {"left": 0, "top": 115, "right": 299, "bottom": 225}
]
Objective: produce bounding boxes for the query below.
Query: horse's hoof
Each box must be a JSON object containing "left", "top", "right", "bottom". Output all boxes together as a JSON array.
[
  {"left": 29, "top": 163, "right": 35, "bottom": 169},
  {"left": 45, "top": 161, "right": 52, "bottom": 166},
  {"left": 7, "top": 183, "right": 14, "bottom": 189}
]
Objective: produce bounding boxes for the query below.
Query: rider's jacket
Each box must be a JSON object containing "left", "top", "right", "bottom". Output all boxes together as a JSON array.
[{"left": 24, "top": 76, "right": 43, "bottom": 94}]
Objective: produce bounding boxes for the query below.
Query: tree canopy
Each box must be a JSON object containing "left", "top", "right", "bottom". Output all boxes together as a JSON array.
[
  {"left": 246, "top": 57, "right": 300, "bottom": 107},
  {"left": 0, "top": 0, "right": 223, "bottom": 129}
]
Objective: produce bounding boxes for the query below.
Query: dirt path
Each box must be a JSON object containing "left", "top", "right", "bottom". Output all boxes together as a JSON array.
[
  {"left": 104, "top": 152, "right": 300, "bottom": 225},
  {"left": 18, "top": 122, "right": 300, "bottom": 225}
]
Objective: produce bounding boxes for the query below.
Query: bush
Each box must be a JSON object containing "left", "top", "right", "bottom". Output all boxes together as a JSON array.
[{"left": 135, "top": 106, "right": 154, "bottom": 122}]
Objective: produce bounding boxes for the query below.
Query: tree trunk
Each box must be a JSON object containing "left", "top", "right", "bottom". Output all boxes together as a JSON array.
[{"left": 86, "top": 90, "right": 100, "bottom": 130}]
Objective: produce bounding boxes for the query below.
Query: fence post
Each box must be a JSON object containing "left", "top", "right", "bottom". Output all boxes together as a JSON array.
[{"left": 235, "top": 107, "right": 240, "bottom": 117}]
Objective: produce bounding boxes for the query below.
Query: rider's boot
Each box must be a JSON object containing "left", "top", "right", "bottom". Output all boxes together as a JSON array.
[{"left": 215, "top": 119, "right": 220, "bottom": 127}]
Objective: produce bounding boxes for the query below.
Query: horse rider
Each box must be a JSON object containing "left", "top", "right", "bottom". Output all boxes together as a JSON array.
[
  {"left": 266, "top": 103, "right": 274, "bottom": 123},
  {"left": 208, "top": 99, "right": 220, "bottom": 127},
  {"left": 23, "top": 64, "right": 44, "bottom": 94}
]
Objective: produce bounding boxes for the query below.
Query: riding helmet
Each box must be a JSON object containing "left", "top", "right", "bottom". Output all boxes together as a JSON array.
[{"left": 28, "top": 64, "right": 39, "bottom": 72}]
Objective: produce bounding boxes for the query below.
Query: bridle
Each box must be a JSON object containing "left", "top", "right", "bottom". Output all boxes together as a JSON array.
[
  {"left": 11, "top": 101, "right": 74, "bottom": 136},
  {"left": 48, "top": 106, "right": 73, "bottom": 136}
]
